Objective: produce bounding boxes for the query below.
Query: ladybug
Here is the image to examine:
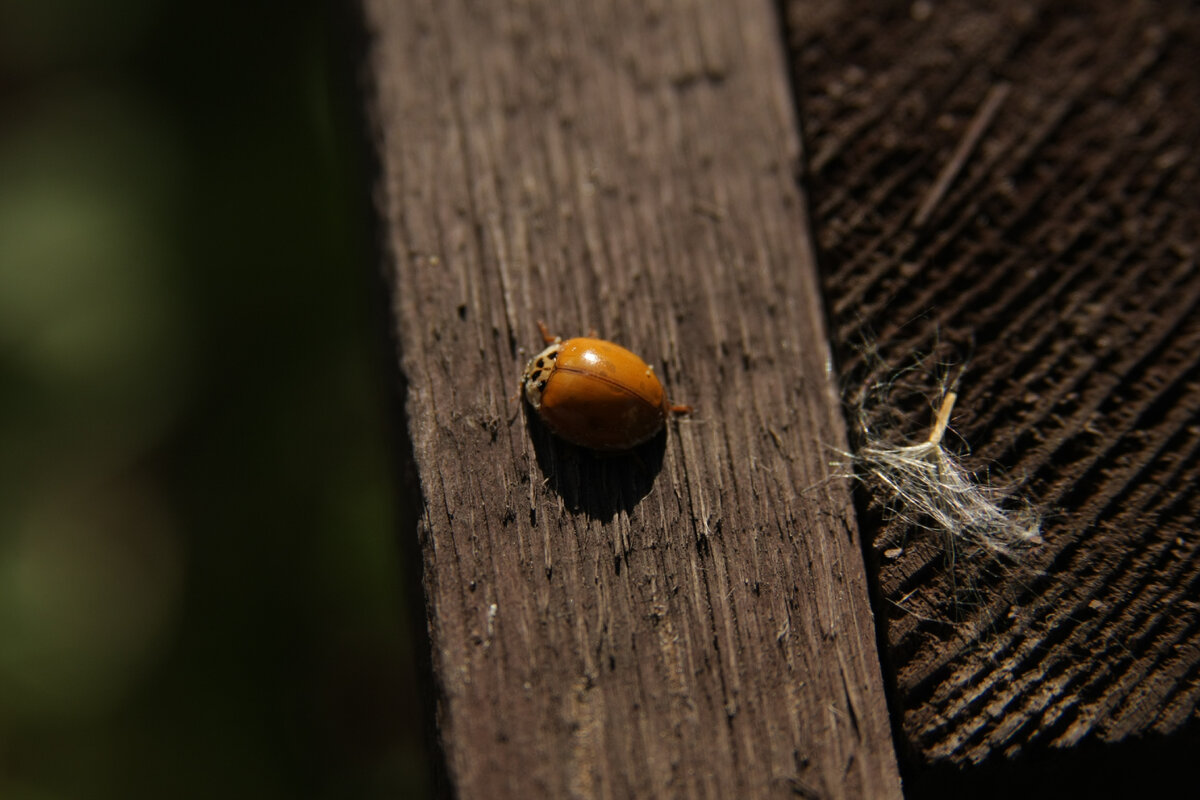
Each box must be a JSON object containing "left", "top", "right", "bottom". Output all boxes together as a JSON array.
[{"left": 522, "top": 322, "right": 690, "bottom": 451}]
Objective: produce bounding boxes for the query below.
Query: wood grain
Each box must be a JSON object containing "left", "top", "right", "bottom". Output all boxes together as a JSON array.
[
  {"left": 357, "top": 0, "right": 901, "bottom": 796},
  {"left": 786, "top": 0, "right": 1200, "bottom": 776}
]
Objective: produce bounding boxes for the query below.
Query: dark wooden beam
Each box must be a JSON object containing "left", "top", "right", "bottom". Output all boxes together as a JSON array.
[
  {"left": 358, "top": 0, "right": 901, "bottom": 796},
  {"left": 787, "top": 0, "right": 1200, "bottom": 781}
]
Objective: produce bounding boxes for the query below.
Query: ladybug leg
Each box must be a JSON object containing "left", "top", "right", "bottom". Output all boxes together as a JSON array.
[
  {"left": 668, "top": 403, "right": 693, "bottom": 415},
  {"left": 536, "top": 320, "right": 558, "bottom": 345}
]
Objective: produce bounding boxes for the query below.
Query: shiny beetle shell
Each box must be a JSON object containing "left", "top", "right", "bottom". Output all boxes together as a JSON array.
[{"left": 523, "top": 335, "right": 676, "bottom": 451}]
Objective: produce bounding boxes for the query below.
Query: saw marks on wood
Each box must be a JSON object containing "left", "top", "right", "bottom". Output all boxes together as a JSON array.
[{"left": 787, "top": 0, "right": 1200, "bottom": 768}]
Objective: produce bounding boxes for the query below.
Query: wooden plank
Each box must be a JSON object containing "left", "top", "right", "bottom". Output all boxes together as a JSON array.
[
  {"left": 357, "top": 0, "right": 901, "bottom": 796},
  {"left": 786, "top": 0, "right": 1200, "bottom": 779}
]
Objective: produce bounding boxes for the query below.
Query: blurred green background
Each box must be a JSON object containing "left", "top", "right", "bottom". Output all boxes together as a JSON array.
[{"left": 0, "top": 0, "right": 429, "bottom": 796}]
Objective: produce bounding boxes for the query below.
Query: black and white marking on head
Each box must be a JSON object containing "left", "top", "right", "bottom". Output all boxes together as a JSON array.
[{"left": 522, "top": 342, "right": 562, "bottom": 408}]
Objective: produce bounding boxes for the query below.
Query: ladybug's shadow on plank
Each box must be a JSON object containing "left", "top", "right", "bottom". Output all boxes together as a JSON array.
[{"left": 525, "top": 408, "right": 665, "bottom": 523}]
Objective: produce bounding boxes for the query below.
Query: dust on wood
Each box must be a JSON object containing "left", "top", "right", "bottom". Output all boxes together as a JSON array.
[
  {"left": 787, "top": 0, "right": 1200, "bottom": 777},
  {"left": 358, "top": 0, "right": 901, "bottom": 797}
]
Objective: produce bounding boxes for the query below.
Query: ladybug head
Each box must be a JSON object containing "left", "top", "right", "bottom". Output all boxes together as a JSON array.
[{"left": 521, "top": 342, "right": 561, "bottom": 409}]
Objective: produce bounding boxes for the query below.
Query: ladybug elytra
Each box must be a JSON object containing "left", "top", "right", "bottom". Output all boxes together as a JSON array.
[{"left": 522, "top": 322, "right": 690, "bottom": 451}]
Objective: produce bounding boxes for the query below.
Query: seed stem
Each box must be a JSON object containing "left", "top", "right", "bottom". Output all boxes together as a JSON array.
[{"left": 928, "top": 391, "right": 958, "bottom": 446}]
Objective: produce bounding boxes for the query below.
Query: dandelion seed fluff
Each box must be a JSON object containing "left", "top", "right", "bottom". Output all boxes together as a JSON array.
[{"left": 858, "top": 392, "right": 1041, "bottom": 560}]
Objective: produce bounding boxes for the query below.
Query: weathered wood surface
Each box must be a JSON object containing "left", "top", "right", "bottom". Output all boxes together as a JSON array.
[
  {"left": 358, "top": 0, "right": 901, "bottom": 797},
  {"left": 787, "top": 0, "right": 1200, "bottom": 778}
]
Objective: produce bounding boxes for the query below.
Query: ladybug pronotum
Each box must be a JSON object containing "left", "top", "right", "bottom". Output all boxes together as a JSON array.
[{"left": 522, "top": 322, "right": 690, "bottom": 451}]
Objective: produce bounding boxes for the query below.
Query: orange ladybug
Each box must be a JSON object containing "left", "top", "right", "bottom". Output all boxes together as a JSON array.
[{"left": 522, "top": 322, "right": 690, "bottom": 451}]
